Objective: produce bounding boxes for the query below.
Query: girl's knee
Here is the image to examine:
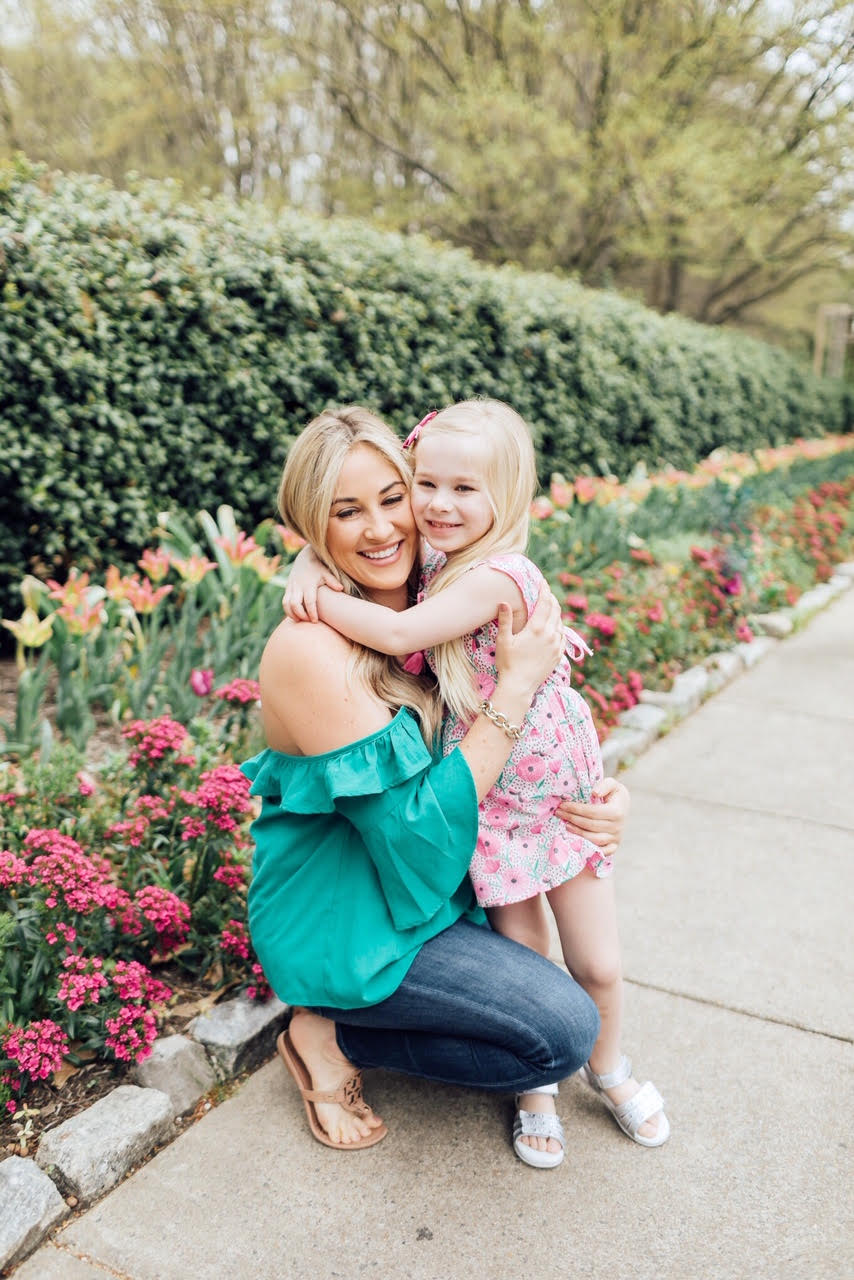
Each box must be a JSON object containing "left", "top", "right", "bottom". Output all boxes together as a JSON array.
[{"left": 571, "top": 954, "right": 622, "bottom": 995}]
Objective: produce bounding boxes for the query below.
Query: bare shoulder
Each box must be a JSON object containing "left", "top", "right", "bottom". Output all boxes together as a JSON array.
[{"left": 259, "top": 618, "right": 392, "bottom": 754}]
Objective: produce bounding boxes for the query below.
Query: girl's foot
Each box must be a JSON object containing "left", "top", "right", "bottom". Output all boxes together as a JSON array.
[
  {"left": 288, "top": 1009, "right": 386, "bottom": 1146},
  {"left": 582, "top": 1054, "right": 669, "bottom": 1146},
  {"left": 516, "top": 1090, "right": 563, "bottom": 1156}
]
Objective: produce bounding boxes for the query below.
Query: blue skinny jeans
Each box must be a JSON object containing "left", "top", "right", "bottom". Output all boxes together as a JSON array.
[{"left": 313, "top": 918, "right": 600, "bottom": 1094}]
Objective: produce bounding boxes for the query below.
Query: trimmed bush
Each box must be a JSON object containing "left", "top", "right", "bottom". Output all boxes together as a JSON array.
[{"left": 1, "top": 159, "right": 850, "bottom": 622}]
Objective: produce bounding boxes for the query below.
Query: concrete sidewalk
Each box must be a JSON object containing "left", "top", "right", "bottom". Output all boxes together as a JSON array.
[{"left": 15, "top": 593, "right": 854, "bottom": 1280}]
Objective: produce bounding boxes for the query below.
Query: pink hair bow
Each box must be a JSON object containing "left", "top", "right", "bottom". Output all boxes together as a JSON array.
[{"left": 402, "top": 410, "right": 438, "bottom": 450}]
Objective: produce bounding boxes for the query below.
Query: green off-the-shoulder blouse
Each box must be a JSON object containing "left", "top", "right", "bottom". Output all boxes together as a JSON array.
[{"left": 241, "top": 708, "right": 484, "bottom": 1009}]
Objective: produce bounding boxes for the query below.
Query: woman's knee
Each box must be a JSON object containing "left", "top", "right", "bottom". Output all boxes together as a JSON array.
[{"left": 530, "top": 968, "right": 600, "bottom": 1075}]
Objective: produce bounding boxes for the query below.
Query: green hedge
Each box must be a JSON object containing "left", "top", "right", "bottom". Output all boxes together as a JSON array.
[{"left": 1, "top": 159, "right": 850, "bottom": 622}]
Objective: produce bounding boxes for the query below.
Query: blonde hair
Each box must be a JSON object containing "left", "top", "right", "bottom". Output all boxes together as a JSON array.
[
  {"left": 411, "top": 399, "right": 538, "bottom": 724},
  {"left": 279, "top": 405, "right": 443, "bottom": 742}
]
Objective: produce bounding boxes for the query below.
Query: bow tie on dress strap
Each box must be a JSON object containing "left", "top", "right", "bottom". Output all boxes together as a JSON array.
[{"left": 402, "top": 650, "right": 426, "bottom": 675}]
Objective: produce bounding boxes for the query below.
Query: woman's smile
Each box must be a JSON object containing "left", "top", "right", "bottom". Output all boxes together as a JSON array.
[{"left": 325, "top": 444, "right": 418, "bottom": 603}]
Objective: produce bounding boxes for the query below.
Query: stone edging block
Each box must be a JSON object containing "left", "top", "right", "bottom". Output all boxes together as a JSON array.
[
  {"left": 35, "top": 1085, "right": 174, "bottom": 1203},
  {"left": 190, "top": 996, "right": 289, "bottom": 1077},
  {"left": 0, "top": 1156, "right": 69, "bottom": 1273}
]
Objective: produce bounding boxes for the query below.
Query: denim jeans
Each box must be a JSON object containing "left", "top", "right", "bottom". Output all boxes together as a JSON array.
[{"left": 313, "top": 918, "right": 599, "bottom": 1094}]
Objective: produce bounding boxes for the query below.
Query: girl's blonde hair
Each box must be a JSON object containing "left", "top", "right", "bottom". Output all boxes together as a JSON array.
[
  {"left": 278, "top": 404, "right": 443, "bottom": 742},
  {"left": 411, "top": 399, "right": 538, "bottom": 723}
]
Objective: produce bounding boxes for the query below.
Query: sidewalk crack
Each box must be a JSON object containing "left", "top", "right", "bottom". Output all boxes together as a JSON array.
[{"left": 624, "top": 977, "right": 852, "bottom": 1044}]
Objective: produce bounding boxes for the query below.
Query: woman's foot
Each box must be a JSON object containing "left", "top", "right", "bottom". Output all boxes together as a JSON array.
[
  {"left": 288, "top": 1009, "right": 386, "bottom": 1146},
  {"left": 583, "top": 1054, "right": 669, "bottom": 1146},
  {"left": 516, "top": 1091, "right": 563, "bottom": 1157}
]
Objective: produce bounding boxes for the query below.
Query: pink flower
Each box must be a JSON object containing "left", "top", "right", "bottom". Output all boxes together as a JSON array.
[
  {"left": 0, "top": 849, "right": 28, "bottom": 888},
  {"left": 213, "top": 856, "right": 248, "bottom": 890},
  {"left": 104, "top": 1004, "right": 158, "bottom": 1063},
  {"left": 220, "top": 919, "right": 250, "bottom": 960},
  {"left": 111, "top": 960, "right": 172, "bottom": 1006},
  {"left": 736, "top": 621, "right": 754, "bottom": 643},
  {"left": 122, "top": 716, "right": 192, "bottom": 768},
  {"left": 57, "top": 955, "right": 109, "bottom": 1011},
  {"left": 189, "top": 668, "right": 214, "bottom": 697},
  {"left": 138, "top": 547, "right": 172, "bottom": 583},
  {"left": 3, "top": 1020, "right": 69, "bottom": 1081},
  {"left": 133, "top": 885, "right": 191, "bottom": 954},
  {"left": 515, "top": 754, "right": 547, "bottom": 783},
  {"left": 246, "top": 962, "right": 273, "bottom": 1002},
  {"left": 214, "top": 678, "right": 261, "bottom": 705},
  {"left": 646, "top": 601, "right": 665, "bottom": 623},
  {"left": 76, "top": 771, "right": 96, "bottom": 797}
]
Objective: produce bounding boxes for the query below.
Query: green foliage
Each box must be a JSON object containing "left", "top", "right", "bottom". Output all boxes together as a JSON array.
[{"left": 1, "top": 161, "right": 850, "bottom": 624}]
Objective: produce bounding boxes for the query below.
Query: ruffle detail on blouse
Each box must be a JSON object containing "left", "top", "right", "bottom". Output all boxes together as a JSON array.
[{"left": 240, "top": 709, "right": 431, "bottom": 814}]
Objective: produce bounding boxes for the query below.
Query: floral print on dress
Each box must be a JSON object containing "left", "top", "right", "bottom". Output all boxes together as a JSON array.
[{"left": 419, "top": 551, "right": 612, "bottom": 908}]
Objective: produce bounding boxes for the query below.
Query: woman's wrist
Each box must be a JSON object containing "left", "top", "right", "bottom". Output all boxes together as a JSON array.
[{"left": 488, "top": 685, "right": 534, "bottom": 729}]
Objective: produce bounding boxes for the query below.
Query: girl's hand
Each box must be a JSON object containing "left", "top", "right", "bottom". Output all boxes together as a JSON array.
[
  {"left": 282, "top": 546, "right": 343, "bottom": 622},
  {"left": 494, "top": 582, "right": 564, "bottom": 705},
  {"left": 556, "top": 778, "right": 630, "bottom": 858}
]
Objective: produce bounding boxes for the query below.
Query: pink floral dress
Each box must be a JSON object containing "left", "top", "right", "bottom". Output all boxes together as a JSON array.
[{"left": 419, "top": 552, "right": 612, "bottom": 908}]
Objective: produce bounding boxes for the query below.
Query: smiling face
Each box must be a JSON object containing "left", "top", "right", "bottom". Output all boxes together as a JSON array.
[
  {"left": 325, "top": 443, "right": 419, "bottom": 605},
  {"left": 410, "top": 431, "right": 495, "bottom": 555}
]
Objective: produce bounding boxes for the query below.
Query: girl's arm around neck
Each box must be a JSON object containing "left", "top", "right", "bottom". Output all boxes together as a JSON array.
[
  {"left": 259, "top": 619, "right": 392, "bottom": 756},
  {"left": 315, "top": 565, "right": 527, "bottom": 655}
]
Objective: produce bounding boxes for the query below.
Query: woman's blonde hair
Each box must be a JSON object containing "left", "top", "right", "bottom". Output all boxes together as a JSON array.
[
  {"left": 278, "top": 404, "right": 443, "bottom": 742},
  {"left": 411, "top": 399, "right": 538, "bottom": 723}
]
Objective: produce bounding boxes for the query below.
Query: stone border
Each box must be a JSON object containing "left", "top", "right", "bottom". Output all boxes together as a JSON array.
[
  {"left": 2, "top": 561, "right": 852, "bottom": 1272},
  {"left": 1, "top": 996, "right": 290, "bottom": 1272},
  {"left": 600, "top": 564, "right": 853, "bottom": 775}
]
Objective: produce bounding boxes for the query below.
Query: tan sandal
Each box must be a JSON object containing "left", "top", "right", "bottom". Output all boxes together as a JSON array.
[{"left": 276, "top": 1029, "right": 388, "bottom": 1150}]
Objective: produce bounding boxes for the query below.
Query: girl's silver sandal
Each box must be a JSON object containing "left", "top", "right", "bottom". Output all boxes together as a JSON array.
[
  {"left": 581, "top": 1054, "right": 670, "bottom": 1148},
  {"left": 512, "top": 1082, "right": 565, "bottom": 1169}
]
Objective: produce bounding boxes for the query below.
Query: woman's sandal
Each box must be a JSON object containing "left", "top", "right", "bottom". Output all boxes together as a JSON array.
[
  {"left": 276, "top": 1029, "right": 388, "bottom": 1150},
  {"left": 581, "top": 1054, "right": 670, "bottom": 1148},
  {"left": 512, "top": 1082, "right": 565, "bottom": 1170}
]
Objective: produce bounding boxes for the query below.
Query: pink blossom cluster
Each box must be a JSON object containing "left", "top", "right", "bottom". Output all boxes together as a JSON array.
[
  {"left": 246, "top": 962, "right": 272, "bottom": 1002},
  {"left": 584, "top": 611, "right": 618, "bottom": 639},
  {"left": 220, "top": 918, "right": 250, "bottom": 960},
  {"left": 212, "top": 853, "right": 248, "bottom": 891},
  {"left": 23, "top": 829, "right": 119, "bottom": 914},
  {"left": 57, "top": 954, "right": 109, "bottom": 1011},
  {"left": 104, "top": 1004, "right": 158, "bottom": 1063},
  {"left": 131, "top": 884, "right": 191, "bottom": 954},
  {"left": 0, "top": 849, "right": 27, "bottom": 888},
  {"left": 187, "top": 764, "right": 253, "bottom": 834},
  {"left": 214, "top": 678, "right": 261, "bottom": 705},
  {"left": 111, "top": 960, "right": 172, "bottom": 1006},
  {"left": 180, "top": 816, "right": 207, "bottom": 841},
  {"left": 106, "top": 792, "right": 176, "bottom": 847},
  {"left": 3, "top": 1019, "right": 69, "bottom": 1081},
  {"left": 122, "top": 716, "right": 193, "bottom": 768},
  {"left": 45, "top": 921, "right": 77, "bottom": 947}
]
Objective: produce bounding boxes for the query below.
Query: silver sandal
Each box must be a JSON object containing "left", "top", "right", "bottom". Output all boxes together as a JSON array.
[
  {"left": 581, "top": 1054, "right": 670, "bottom": 1147},
  {"left": 512, "top": 1082, "right": 565, "bottom": 1169}
]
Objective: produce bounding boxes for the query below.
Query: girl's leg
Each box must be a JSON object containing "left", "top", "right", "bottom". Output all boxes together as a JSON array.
[
  {"left": 486, "top": 896, "right": 561, "bottom": 1156},
  {"left": 546, "top": 870, "right": 664, "bottom": 1140}
]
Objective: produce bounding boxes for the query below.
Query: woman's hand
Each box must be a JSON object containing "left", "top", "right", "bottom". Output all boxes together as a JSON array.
[
  {"left": 494, "top": 582, "right": 564, "bottom": 709},
  {"left": 282, "top": 545, "right": 343, "bottom": 622},
  {"left": 556, "top": 778, "right": 630, "bottom": 858}
]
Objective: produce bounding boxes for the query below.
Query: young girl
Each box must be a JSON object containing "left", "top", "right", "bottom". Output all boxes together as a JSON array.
[{"left": 285, "top": 399, "right": 668, "bottom": 1166}]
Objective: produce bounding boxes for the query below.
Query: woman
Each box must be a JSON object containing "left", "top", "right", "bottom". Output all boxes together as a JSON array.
[{"left": 243, "top": 405, "right": 629, "bottom": 1154}]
